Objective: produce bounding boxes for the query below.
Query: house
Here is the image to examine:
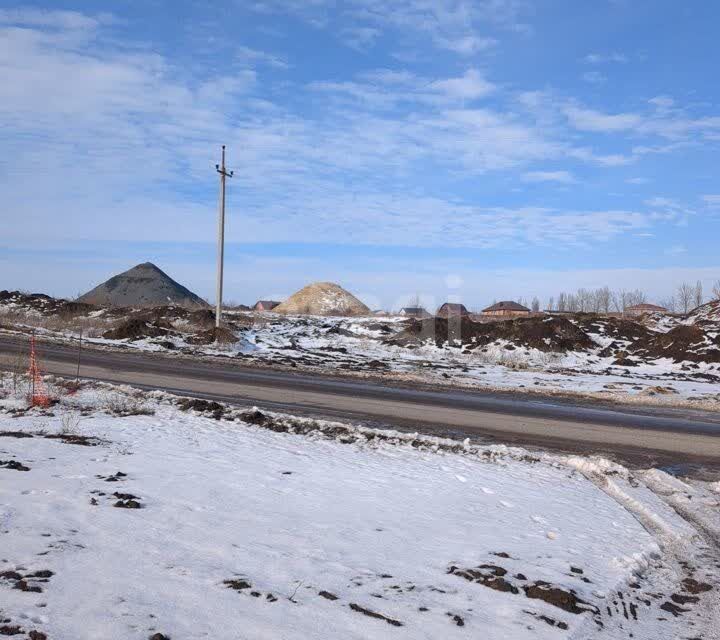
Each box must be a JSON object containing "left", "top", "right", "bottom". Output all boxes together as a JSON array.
[
  {"left": 624, "top": 303, "right": 667, "bottom": 317},
  {"left": 399, "top": 306, "right": 431, "bottom": 319},
  {"left": 482, "top": 301, "right": 531, "bottom": 316},
  {"left": 253, "top": 300, "right": 280, "bottom": 312},
  {"left": 436, "top": 303, "right": 469, "bottom": 318}
]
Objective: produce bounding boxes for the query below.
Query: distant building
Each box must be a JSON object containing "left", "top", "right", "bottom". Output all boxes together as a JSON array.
[
  {"left": 253, "top": 300, "right": 280, "bottom": 312},
  {"left": 624, "top": 303, "right": 667, "bottom": 317},
  {"left": 436, "top": 303, "right": 469, "bottom": 318},
  {"left": 400, "top": 306, "right": 432, "bottom": 319},
  {"left": 482, "top": 301, "right": 531, "bottom": 316}
]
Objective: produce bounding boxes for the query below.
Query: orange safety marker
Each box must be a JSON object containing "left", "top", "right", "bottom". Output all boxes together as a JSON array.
[{"left": 28, "top": 333, "right": 50, "bottom": 408}]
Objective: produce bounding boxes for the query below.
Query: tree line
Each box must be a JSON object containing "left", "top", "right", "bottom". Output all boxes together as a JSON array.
[{"left": 538, "top": 280, "right": 720, "bottom": 314}]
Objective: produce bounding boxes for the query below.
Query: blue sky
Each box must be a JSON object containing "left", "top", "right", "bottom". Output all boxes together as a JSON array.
[{"left": 1, "top": 0, "right": 719, "bottom": 310}]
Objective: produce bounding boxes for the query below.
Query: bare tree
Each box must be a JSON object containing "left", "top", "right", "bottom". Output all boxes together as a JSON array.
[
  {"left": 677, "top": 282, "right": 694, "bottom": 314},
  {"left": 547, "top": 296, "right": 555, "bottom": 312},
  {"left": 713, "top": 280, "right": 720, "bottom": 300},
  {"left": 659, "top": 297, "right": 677, "bottom": 313},
  {"left": 557, "top": 293, "right": 567, "bottom": 312},
  {"left": 613, "top": 289, "right": 647, "bottom": 313},
  {"left": 594, "top": 286, "right": 611, "bottom": 313},
  {"left": 531, "top": 297, "right": 540, "bottom": 312},
  {"left": 694, "top": 280, "right": 703, "bottom": 309}
]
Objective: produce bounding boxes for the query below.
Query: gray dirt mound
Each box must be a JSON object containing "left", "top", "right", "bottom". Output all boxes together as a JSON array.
[
  {"left": 390, "top": 316, "right": 594, "bottom": 352},
  {"left": 77, "top": 262, "right": 206, "bottom": 309},
  {"left": 103, "top": 319, "right": 169, "bottom": 341},
  {"left": 627, "top": 324, "right": 720, "bottom": 363},
  {"left": 273, "top": 282, "right": 370, "bottom": 316}
]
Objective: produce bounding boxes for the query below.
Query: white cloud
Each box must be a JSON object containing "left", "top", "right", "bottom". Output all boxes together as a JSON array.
[
  {"left": 626, "top": 177, "right": 650, "bottom": 185},
  {"left": 703, "top": 194, "right": 720, "bottom": 208},
  {"left": 564, "top": 105, "right": 641, "bottom": 132},
  {"left": 522, "top": 170, "right": 575, "bottom": 183},
  {"left": 584, "top": 52, "right": 627, "bottom": 64},
  {"left": 0, "top": 8, "right": 111, "bottom": 30},
  {"left": 236, "top": 45, "right": 289, "bottom": 69},
  {"left": 428, "top": 69, "right": 495, "bottom": 100}
]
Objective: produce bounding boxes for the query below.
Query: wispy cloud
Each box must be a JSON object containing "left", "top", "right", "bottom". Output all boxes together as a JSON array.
[
  {"left": 522, "top": 170, "right": 575, "bottom": 183},
  {"left": 584, "top": 52, "right": 627, "bottom": 64}
]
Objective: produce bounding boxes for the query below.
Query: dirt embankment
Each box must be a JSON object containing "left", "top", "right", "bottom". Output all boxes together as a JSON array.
[
  {"left": 627, "top": 325, "right": 720, "bottom": 364},
  {"left": 389, "top": 316, "right": 595, "bottom": 353}
]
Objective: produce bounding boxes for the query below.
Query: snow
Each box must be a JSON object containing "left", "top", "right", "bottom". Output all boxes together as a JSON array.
[
  {"left": 0, "top": 377, "right": 718, "bottom": 639},
  {"left": 3, "top": 294, "right": 720, "bottom": 409}
]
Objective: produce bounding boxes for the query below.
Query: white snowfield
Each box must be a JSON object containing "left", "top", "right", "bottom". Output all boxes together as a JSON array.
[{"left": 1, "top": 378, "right": 718, "bottom": 639}]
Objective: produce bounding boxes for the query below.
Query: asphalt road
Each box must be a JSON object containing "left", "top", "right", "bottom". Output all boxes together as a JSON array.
[{"left": 2, "top": 334, "right": 720, "bottom": 470}]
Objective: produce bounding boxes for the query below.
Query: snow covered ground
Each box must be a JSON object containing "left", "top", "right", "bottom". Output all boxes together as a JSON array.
[
  {"left": 3, "top": 291, "right": 720, "bottom": 410},
  {"left": 1, "top": 376, "right": 718, "bottom": 639}
]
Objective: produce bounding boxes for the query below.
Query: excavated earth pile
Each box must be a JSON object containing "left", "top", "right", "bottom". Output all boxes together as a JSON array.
[{"left": 389, "top": 316, "right": 595, "bottom": 352}]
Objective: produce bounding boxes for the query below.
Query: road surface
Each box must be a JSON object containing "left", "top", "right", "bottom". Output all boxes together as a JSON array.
[{"left": 2, "top": 334, "right": 720, "bottom": 470}]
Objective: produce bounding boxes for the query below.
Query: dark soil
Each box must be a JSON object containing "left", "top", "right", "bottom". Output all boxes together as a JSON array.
[
  {"left": 224, "top": 579, "right": 252, "bottom": 591},
  {"left": 0, "top": 460, "right": 30, "bottom": 472},
  {"left": 523, "top": 581, "right": 598, "bottom": 615},
  {"left": 681, "top": 578, "right": 713, "bottom": 594},
  {"left": 103, "top": 319, "right": 169, "bottom": 341},
  {"left": 43, "top": 433, "right": 102, "bottom": 446},
  {"left": 627, "top": 324, "right": 720, "bottom": 363},
  {"left": 389, "top": 316, "right": 595, "bottom": 352},
  {"left": 447, "top": 565, "right": 519, "bottom": 594},
  {"left": 348, "top": 603, "right": 403, "bottom": 627},
  {"left": 319, "top": 591, "right": 338, "bottom": 601},
  {"left": 112, "top": 492, "right": 142, "bottom": 509},
  {"left": 187, "top": 327, "right": 238, "bottom": 345}
]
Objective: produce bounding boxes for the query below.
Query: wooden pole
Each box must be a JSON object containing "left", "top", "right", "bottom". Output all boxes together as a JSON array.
[{"left": 215, "top": 145, "right": 234, "bottom": 329}]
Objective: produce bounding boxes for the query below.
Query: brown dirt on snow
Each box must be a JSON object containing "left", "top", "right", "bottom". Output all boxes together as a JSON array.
[
  {"left": 102, "top": 319, "right": 169, "bottom": 341},
  {"left": 628, "top": 324, "right": 720, "bottom": 363},
  {"left": 187, "top": 327, "right": 238, "bottom": 345},
  {"left": 390, "top": 316, "right": 594, "bottom": 352}
]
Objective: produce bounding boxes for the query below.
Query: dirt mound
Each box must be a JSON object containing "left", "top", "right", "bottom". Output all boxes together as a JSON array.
[
  {"left": 0, "top": 290, "right": 97, "bottom": 317},
  {"left": 573, "top": 315, "right": 654, "bottom": 343},
  {"left": 685, "top": 299, "right": 720, "bottom": 325},
  {"left": 187, "top": 327, "right": 238, "bottom": 345},
  {"left": 390, "top": 316, "right": 594, "bottom": 352},
  {"left": 103, "top": 319, "right": 169, "bottom": 341},
  {"left": 627, "top": 324, "right": 720, "bottom": 363},
  {"left": 274, "top": 282, "right": 370, "bottom": 317},
  {"left": 77, "top": 262, "right": 206, "bottom": 308}
]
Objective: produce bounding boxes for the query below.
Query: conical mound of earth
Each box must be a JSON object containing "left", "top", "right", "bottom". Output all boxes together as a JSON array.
[
  {"left": 77, "top": 262, "right": 206, "bottom": 308},
  {"left": 274, "top": 282, "right": 370, "bottom": 316}
]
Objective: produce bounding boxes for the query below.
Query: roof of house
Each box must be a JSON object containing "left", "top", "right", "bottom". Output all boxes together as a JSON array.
[
  {"left": 626, "top": 303, "right": 667, "bottom": 312},
  {"left": 401, "top": 307, "right": 428, "bottom": 314},
  {"left": 482, "top": 301, "right": 531, "bottom": 312},
  {"left": 437, "top": 303, "right": 469, "bottom": 313},
  {"left": 254, "top": 300, "right": 280, "bottom": 308}
]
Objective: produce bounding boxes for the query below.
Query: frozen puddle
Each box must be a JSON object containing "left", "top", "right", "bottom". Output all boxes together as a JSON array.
[{"left": 0, "top": 380, "right": 718, "bottom": 639}]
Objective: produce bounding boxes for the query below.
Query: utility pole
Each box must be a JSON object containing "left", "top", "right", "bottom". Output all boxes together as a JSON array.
[{"left": 215, "top": 145, "right": 234, "bottom": 328}]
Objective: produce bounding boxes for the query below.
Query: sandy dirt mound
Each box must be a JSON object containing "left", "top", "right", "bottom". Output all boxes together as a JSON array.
[
  {"left": 273, "top": 282, "right": 370, "bottom": 316},
  {"left": 77, "top": 262, "right": 206, "bottom": 309},
  {"left": 391, "top": 316, "right": 594, "bottom": 352}
]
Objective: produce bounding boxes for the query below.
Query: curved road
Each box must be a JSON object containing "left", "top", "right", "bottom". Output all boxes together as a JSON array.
[{"left": 2, "top": 335, "right": 720, "bottom": 470}]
